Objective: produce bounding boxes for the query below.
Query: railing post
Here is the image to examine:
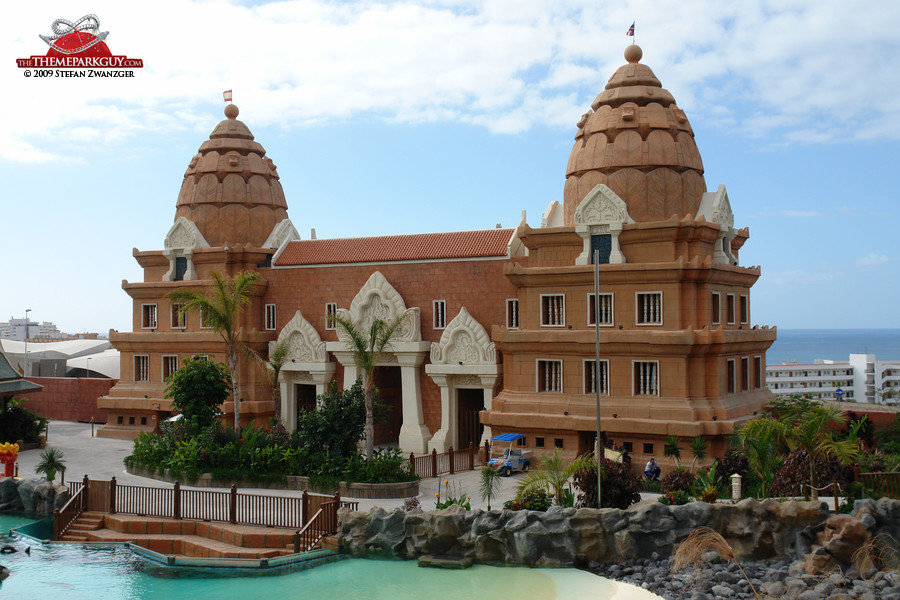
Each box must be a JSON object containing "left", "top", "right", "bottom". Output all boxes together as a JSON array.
[
  {"left": 469, "top": 443, "right": 475, "bottom": 470},
  {"left": 173, "top": 482, "right": 181, "bottom": 520},
  {"left": 301, "top": 491, "right": 309, "bottom": 527},
  {"left": 333, "top": 491, "right": 340, "bottom": 533},
  {"left": 833, "top": 480, "right": 840, "bottom": 514},
  {"left": 109, "top": 476, "right": 117, "bottom": 515},
  {"left": 294, "top": 530, "right": 301, "bottom": 554},
  {"left": 53, "top": 509, "right": 60, "bottom": 540},
  {"left": 83, "top": 475, "right": 90, "bottom": 512},
  {"left": 230, "top": 484, "right": 237, "bottom": 524},
  {"left": 449, "top": 445, "right": 455, "bottom": 474},
  {"left": 409, "top": 452, "right": 416, "bottom": 477},
  {"left": 431, "top": 449, "right": 437, "bottom": 478}
]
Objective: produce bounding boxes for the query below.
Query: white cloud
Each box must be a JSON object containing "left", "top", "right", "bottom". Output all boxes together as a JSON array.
[
  {"left": 3, "top": 0, "right": 900, "bottom": 163},
  {"left": 855, "top": 253, "right": 891, "bottom": 267},
  {"left": 778, "top": 210, "right": 822, "bottom": 218}
]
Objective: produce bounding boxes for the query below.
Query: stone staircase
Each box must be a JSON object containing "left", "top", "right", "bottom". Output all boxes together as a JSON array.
[{"left": 59, "top": 512, "right": 323, "bottom": 559}]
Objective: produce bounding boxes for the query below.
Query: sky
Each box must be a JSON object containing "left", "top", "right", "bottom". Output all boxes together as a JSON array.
[{"left": 1, "top": 0, "right": 898, "bottom": 335}]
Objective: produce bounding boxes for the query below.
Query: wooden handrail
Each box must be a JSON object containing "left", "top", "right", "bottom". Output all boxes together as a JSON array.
[{"left": 53, "top": 483, "right": 86, "bottom": 540}]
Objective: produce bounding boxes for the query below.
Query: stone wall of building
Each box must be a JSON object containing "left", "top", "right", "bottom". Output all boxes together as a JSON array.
[{"left": 16, "top": 377, "right": 115, "bottom": 423}]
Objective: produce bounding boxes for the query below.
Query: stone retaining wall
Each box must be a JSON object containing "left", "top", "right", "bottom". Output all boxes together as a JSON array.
[
  {"left": 338, "top": 499, "right": 834, "bottom": 567},
  {"left": 0, "top": 477, "right": 70, "bottom": 516},
  {"left": 126, "top": 464, "right": 419, "bottom": 499}
]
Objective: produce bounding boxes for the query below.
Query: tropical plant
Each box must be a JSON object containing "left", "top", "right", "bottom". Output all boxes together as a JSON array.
[
  {"left": 688, "top": 436, "right": 707, "bottom": 473},
  {"left": 572, "top": 457, "right": 642, "bottom": 509},
  {"left": 170, "top": 270, "right": 262, "bottom": 428},
  {"left": 0, "top": 400, "right": 47, "bottom": 445},
  {"left": 296, "top": 380, "right": 366, "bottom": 468},
  {"left": 480, "top": 464, "right": 504, "bottom": 511},
  {"left": 783, "top": 405, "right": 859, "bottom": 499},
  {"left": 664, "top": 434, "right": 682, "bottom": 469},
  {"left": 503, "top": 488, "right": 552, "bottom": 511},
  {"left": 328, "top": 312, "right": 406, "bottom": 460},
  {"left": 246, "top": 338, "right": 290, "bottom": 424},
  {"left": 658, "top": 489, "right": 692, "bottom": 505},
  {"left": 516, "top": 448, "right": 595, "bottom": 505},
  {"left": 435, "top": 478, "right": 471, "bottom": 510},
  {"left": 732, "top": 415, "right": 789, "bottom": 498},
  {"left": 165, "top": 357, "right": 230, "bottom": 433},
  {"left": 35, "top": 448, "right": 66, "bottom": 483},
  {"left": 661, "top": 469, "right": 696, "bottom": 493}
]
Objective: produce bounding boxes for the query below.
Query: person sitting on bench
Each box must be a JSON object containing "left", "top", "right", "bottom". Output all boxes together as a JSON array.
[{"left": 644, "top": 457, "right": 661, "bottom": 480}]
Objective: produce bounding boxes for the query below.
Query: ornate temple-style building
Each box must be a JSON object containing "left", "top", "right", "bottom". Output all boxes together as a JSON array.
[{"left": 99, "top": 46, "right": 776, "bottom": 466}]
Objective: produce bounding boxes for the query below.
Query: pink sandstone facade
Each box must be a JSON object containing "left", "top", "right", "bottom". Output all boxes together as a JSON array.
[{"left": 99, "top": 46, "right": 775, "bottom": 467}]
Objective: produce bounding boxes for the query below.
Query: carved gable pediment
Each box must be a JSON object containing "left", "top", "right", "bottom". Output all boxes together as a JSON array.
[
  {"left": 697, "top": 184, "right": 734, "bottom": 229},
  {"left": 574, "top": 185, "right": 631, "bottom": 226},
  {"left": 430, "top": 307, "right": 496, "bottom": 365},
  {"left": 336, "top": 271, "right": 421, "bottom": 344},
  {"left": 262, "top": 219, "right": 301, "bottom": 249},
  {"left": 165, "top": 217, "right": 209, "bottom": 250},
  {"left": 274, "top": 310, "right": 327, "bottom": 363}
]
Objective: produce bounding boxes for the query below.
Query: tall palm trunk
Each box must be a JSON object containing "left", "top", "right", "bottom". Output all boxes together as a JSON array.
[
  {"left": 364, "top": 374, "right": 376, "bottom": 460},
  {"left": 228, "top": 345, "right": 240, "bottom": 428}
]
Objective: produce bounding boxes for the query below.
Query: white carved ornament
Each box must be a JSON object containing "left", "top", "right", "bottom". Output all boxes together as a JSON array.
[
  {"left": 429, "top": 307, "right": 497, "bottom": 365},
  {"left": 274, "top": 310, "right": 327, "bottom": 363},
  {"left": 335, "top": 272, "right": 421, "bottom": 344},
  {"left": 164, "top": 217, "right": 209, "bottom": 250},
  {"left": 710, "top": 186, "right": 734, "bottom": 229},
  {"left": 573, "top": 184, "right": 630, "bottom": 226},
  {"left": 262, "top": 219, "right": 301, "bottom": 249}
]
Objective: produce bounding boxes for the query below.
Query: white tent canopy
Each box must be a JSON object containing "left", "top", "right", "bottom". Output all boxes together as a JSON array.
[{"left": 0, "top": 338, "right": 119, "bottom": 378}]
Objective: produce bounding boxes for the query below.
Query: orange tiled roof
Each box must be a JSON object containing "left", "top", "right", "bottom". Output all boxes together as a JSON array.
[{"left": 274, "top": 228, "right": 514, "bottom": 267}]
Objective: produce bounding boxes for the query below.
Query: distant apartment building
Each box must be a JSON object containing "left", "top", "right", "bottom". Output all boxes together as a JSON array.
[
  {"left": 766, "top": 354, "right": 900, "bottom": 404},
  {"left": 0, "top": 318, "right": 100, "bottom": 342}
]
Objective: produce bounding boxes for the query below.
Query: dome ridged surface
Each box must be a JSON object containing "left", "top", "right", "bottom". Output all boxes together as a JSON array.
[
  {"left": 174, "top": 105, "right": 289, "bottom": 247},
  {"left": 563, "top": 45, "right": 706, "bottom": 225}
]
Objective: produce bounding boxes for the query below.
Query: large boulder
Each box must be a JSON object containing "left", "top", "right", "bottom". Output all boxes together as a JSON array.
[{"left": 0, "top": 478, "right": 23, "bottom": 511}]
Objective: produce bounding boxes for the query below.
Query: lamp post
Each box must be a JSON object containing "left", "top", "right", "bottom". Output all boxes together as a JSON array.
[
  {"left": 593, "top": 249, "right": 602, "bottom": 508},
  {"left": 86, "top": 357, "right": 91, "bottom": 379},
  {"left": 23, "top": 309, "right": 31, "bottom": 377}
]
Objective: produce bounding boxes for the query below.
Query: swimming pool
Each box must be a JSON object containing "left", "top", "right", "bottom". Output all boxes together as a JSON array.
[{"left": 0, "top": 515, "right": 662, "bottom": 600}]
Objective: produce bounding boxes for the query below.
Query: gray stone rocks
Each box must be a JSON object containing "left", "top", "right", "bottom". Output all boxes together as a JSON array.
[{"left": 0, "top": 476, "right": 69, "bottom": 515}]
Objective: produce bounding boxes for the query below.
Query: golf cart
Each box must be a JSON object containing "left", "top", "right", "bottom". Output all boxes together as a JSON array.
[{"left": 488, "top": 433, "right": 531, "bottom": 476}]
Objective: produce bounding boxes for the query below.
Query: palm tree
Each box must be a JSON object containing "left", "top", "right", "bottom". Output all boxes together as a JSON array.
[
  {"left": 688, "top": 436, "right": 708, "bottom": 473},
  {"left": 733, "top": 415, "right": 789, "bottom": 498},
  {"left": 480, "top": 464, "right": 504, "bottom": 511},
  {"left": 329, "top": 313, "right": 406, "bottom": 460},
  {"left": 247, "top": 338, "right": 290, "bottom": 424},
  {"left": 785, "top": 405, "right": 859, "bottom": 500},
  {"left": 516, "top": 448, "right": 595, "bottom": 505},
  {"left": 170, "top": 270, "right": 262, "bottom": 429},
  {"left": 35, "top": 448, "right": 66, "bottom": 483},
  {"left": 664, "top": 434, "right": 682, "bottom": 469}
]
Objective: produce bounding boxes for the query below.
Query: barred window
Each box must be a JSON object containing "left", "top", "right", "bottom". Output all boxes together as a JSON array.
[
  {"left": 141, "top": 304, "right": 157, "bottom": 329},
  {"left": 162, "top": 355, "right": 179, "bottom": 381},
  {"left": 740, "top": 295, "right": 749, "bottom": 324},
  {"left": 584, "top": 359, "right": 609, "bottom": 394},
  {"left": 754, "top": 356, "right": 763, "bottom": 388},
  {"left": 134, "top": 355, "right": 149, "bottom": 382},
  {"left": 433, "top": 300, "right": 446, "bottom": 329},
  {"left": 506, "top": 299, "right": 519, "bottom": 330},
  {"left": 727, "top": 294, "right": 736, "bottom": 324},
  {"left": 265, "top": 304, "right": 277, "bottom": 331},
  {"left": 588, "top": 293, "right": 614, "bottom": 326},
  {"left": 633, "top": 361, "right": 658, "bottom": 396},
  {"left": 170, "top": 303, "right": 185, "bottom": 329},
  {"left": 741, "top": 357, "right": 750, "bottom": 391},
  {"left": 636, "top": 292, "right": 662, "bottom": 325},
  {"left": 537, "top": 359, "right": 563, "bottom": 392},
  {"left": 325, "top": 303, "right": 337, "bottom": 330},
  {"left": 541, "top": 294, "right": 565, "bottom": 327},
  {"left": 727, "top": 359, "right": 736, "bottom": 393},
  {"left": 711, "top": 293, "right": 721, "bottom": 325}
]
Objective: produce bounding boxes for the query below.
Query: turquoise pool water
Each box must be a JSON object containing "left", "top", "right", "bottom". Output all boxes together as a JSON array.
[{"left": 0, "top": 515, "right": 660, "bottom": 600}]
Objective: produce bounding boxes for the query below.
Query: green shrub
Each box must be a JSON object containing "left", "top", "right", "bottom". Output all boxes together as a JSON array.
[
  {"left": 658, "top": 490, "right": 692, "bottom": 505},
  {"left": 771, "top": 448, "right": 853, "bottom": 497},
  {"left": 504, "top": 488, "right": 552, "bottom": 511},
  {"left": 0, "top": 404, "right": 47, "bottom": 444}
]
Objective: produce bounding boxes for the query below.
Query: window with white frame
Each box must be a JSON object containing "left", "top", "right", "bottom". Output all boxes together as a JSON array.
[
  {"left": 726, "top": 294, "right": 736, "bottom": 325},
  {"left": 711, "top": 292, "right": 721, "bottom": 325},
  {"left": 134, "top": 355, "right": 150, "bottom": 381},
  {"left": 170, "top": 303, "right": 185, "bottom": 329},
  {"left": 192, "top": 354, "right": 211, "bottom": 361},
  {"left": 141, "top": 304, "right": 157, "bottom": 329},
  {"left": 265, "top": 304, "right": 277, "bottom": 331},
  {"left": 754, "top": 356, "right": 763, "bottom": 388},
  {"left": 200, "top": 309, "right": 212, "bottom": 329},
  {"left": 506, "top": 299, "right": 519, "bottom": 330},
  {"left": 633, "top": 361, "right": 658, "bottom": 396},
  {"left": 588, "top": 293, "right": 614, "bottom": 326},
  {"left": 540, "top": 294, "right": 565, "bottom": 327},
  {"left": 433, "top": 300, "right": 446, "bottom": 329},
  {"left": 636, "top": 292, "right": 662, "bottom": 325},
  {"left": 325, "top": 302, "right": 337, "bottom": 330},
  {"left": 584, "top": 359, "right": 609, "bottom": 394},
  {"left": 727, "top": 358, "right": 736, "bottom": 393},
  {"left": 536, "top": 359, "right": 563, "bottom": 392},
  {"left": 162, "top": 355, "right": 179, "bottom": 381},
  {"left": 741, "top": 357, "right": 750, "bottom": 391},
  {"left": 740, "top": 295, "right": 749, "bottom": 324}
]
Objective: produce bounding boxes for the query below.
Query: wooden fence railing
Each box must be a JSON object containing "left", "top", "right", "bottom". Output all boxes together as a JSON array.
[
  {"left": 406, "top": 443, "right": 480, "bottom": 479},
  {"left": 293, "top": 496, "right": 343, "bottom": 553},
  {"left": 53, "top": 476, "right": 358, "bottom": 541},
  {"left": 861, "top": 471, "right": 900, "bottom": 499}
]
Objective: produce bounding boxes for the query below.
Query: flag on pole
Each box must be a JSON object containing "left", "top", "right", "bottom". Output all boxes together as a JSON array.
[
  {"left": 626, "top": 22, "right": 635, "bottom": 37},
  {"left": 223, "top": 89, "right": 233, "bottom": 103}
]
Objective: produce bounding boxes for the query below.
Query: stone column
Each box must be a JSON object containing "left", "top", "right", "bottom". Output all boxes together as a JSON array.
[
  {"left": 280, "top": 375, "right": 297, "bottom": 433},
  {"left": 427, "top": 374, "right": 453, "bottom": 453},
  {"left": 397, "top": 353, "right": 430, "bottom": 454}
]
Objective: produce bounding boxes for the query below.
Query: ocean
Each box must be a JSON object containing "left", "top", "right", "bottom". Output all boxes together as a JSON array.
[{"left": 767, "top": 329, "right": 900, "bottom": 365}]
